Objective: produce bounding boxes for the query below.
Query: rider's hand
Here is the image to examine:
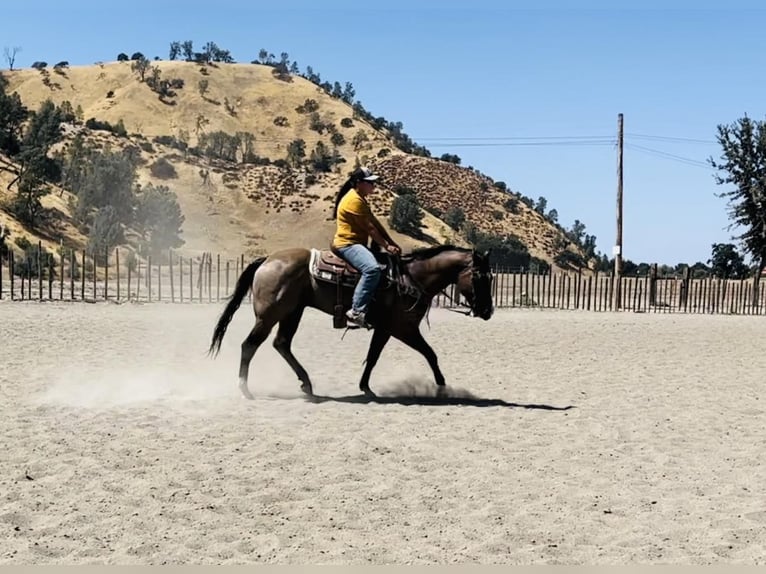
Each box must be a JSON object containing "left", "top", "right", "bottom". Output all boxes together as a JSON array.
[{"left": 386, "top": 244, "right": 401, "bottom": 256}]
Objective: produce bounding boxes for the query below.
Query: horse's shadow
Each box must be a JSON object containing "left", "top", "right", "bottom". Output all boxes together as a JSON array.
[{"left": 302, "top": 389, "right": 574, "bottom": 410}]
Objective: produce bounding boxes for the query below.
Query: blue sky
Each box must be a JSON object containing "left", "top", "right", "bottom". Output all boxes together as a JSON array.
[{"left": 4, "top": 1, "right": 766, "bottom": 265}]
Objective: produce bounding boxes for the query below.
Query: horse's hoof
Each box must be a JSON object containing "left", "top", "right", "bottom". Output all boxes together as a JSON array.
[
  {"left": 239, "top": 380, "right": 255, "bottom": 400},
  {"left": 361, "top": 387, "right": 376, "bottom": 398},
  {"left": 436, "top": 385, "right": 448, "bottom": 398},
  {"left": 300, "top": 383, "right": 313, "bottom": 396}
]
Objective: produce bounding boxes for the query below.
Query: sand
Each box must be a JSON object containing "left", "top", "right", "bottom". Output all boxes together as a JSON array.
[{"left": 1, "top": 300, "right": 766, "bottom": 565}]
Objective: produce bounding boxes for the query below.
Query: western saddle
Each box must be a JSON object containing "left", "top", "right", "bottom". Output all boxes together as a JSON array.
[{"left": 310, "top": 246, "right": 397, "bottom": 328}]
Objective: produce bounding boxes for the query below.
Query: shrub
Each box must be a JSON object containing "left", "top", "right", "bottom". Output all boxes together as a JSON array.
[{"left": 149, "top": 157, "right": 177, "bottom": 179}]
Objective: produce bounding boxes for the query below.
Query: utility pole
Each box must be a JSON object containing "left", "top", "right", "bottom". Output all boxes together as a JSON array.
[{"left": 614, "top": 113, "right": 624, "bottom": 311}]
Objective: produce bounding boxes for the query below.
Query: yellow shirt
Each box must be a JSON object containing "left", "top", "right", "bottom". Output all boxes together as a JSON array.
[{"left": 333, "top": 189, "right": 373, "bottom": 249}]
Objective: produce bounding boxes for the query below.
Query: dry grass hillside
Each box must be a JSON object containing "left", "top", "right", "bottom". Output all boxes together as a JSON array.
[
  {"left": 368, "top": 155, "right": 574, "bottom": 263},
  {"left": 1, "top": 59, "right": 586, "bottom": 268}
]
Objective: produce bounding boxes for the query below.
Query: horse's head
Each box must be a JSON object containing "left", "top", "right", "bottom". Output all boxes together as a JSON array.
[{"left": 456, "top": 249, "right": 494, "bottom": 320}]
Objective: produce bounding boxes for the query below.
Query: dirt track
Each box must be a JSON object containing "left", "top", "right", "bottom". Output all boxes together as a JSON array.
[{"left": 2, "top": 301, "right": 766, "bottom": 565}]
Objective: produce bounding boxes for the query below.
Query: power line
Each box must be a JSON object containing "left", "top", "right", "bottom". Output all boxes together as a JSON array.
[
  {"left": 625, "top": 132, "right": 717, "bottom": 145},
  {"left": 625, "top": 143, "right": 713, "bottom": 169}
]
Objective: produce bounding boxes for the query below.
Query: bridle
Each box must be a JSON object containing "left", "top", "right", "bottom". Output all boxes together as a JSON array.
[{"left": 400, "top": 251, "right": 490, "bottom": 317}]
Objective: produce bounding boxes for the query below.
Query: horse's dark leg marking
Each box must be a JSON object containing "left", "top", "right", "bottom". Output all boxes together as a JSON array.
[
  {"left": 239, "top": 319, "right": 274, "bottom": 399},
  {"left": 395, "top": 328, "right": 446, "bottom": 388},
  {"left": 359, "top": 327, "right": 391, "bottom": 397},
  {"left": 272, "top": 306, "right": 313, "bottom": 395}
]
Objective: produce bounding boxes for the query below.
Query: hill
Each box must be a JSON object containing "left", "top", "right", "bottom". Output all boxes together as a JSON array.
[{"left": 0, "top": 56, "right": 592, "bottom": 272}]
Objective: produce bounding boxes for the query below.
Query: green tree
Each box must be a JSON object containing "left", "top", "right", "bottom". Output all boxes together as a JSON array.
[
  {"left": 87, "top": 206, "right": 122, "bottom": 263},
  {"left": 286, "top": 139, "right": 306, "bottom": 167},
  {"left": 708, "top": 242, "right": 750, "bottom": 279},
  {"left": 444, "top": 206, "right": 466, "bottom": 231},
  {"left": 134, "top": 183, "right": 185, "bottom": 254},
  {"left": 389, "top": 194, "right": 424, "bottom": 237},
  {"left": 8, "top": 100, "right": 64, "bottom": 225},
  {"left": 73, "top": 147, "right": 137, "bottom": 227},
  {"left": 169, "top": 41, "right": 181, "bottom": 60},
  {"left": 131, "top": 56, "right": 150, "bottom": 81},
  {"left": 0, "top": 88, "right": 29, "bottom": 155},
  {"left": 709, "top": 115, "right": 766, "bottom": 283}
]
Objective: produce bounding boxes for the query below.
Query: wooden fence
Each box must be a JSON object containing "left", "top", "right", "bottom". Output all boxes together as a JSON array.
[
  {"left": 1, "top": 244, "right": 765, "bottom": 315},
  {"left": 0, "top": 244, "right": 246, "bottom": 304}
]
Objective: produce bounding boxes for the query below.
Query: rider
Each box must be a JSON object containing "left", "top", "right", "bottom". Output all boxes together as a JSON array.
[{"left": 332, "top": 166, "right": 402, "bottom": 328}]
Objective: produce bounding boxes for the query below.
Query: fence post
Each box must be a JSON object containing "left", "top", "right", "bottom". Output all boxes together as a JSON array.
[
  {"left": 116, "top": 248, "right": 120, "bottom": 301},
  {"left": 208, "top": 254, "right": 213, "bottom": 303},
  {"left": 198, "top": 255, "right": 204, "bottom": 302},
  {"left": 48, "top": 252, "right": 53, "bottom": 300},
  {"left": 158, "top": 255, "right": 162, "bottom": 302},
  {"left": 92, "top": 250, "right": 97, "bottom": 301},
  {"left": 104, "top": 247, "right": 109, "bottom": 301},
  {"left": 189, "top": 257, "right": 193, "bottom": 303},
  {"left": 179, "top": 254, "right": 184, "bottom": 303},
  {"left": 135, "top": 257, "right": 141, "bottom": 301},
  {"left": 70, "top": 249, "right": 74, "bottom": 300},
  {"left": 81, "top": 249, "right": 86, "bottom": 300},
  {"left": 169, "top": 250, "right": 175, "bottom": 303},
  {"left": 147, "top": 255, "right": 152, "bottom": 302},
  {"left": 217, "top": 254, "right": 221, "bottom": 302}
]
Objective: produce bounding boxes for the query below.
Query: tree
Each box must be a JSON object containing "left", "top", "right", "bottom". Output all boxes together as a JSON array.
[
  {"left": 709, "top": 115, "right": 766, "bottom": 283},
  {"left": 169, "top": 41, "right": 181, "bottom": 61},
  {"left": 197, "top": 79, "right": 209, "bottom": 98},
  {"left": 286, "top": 139, "right": 306, "bottom": 167},
  {"left": 535, "top": 196, "right": 547, "bottom": 214},
  {"left": 3, "top": 46, "right": 20, "bottom": 70},
  {"left": 389, "top": 194, "right": 424, "bottom": 237},
  {"left": 708, "top": 242, "right": 749, "bottom": 279},
  {"left": 131, "top": 56, "right": 150, "bottom": 81},
  {"left": 444, "top": 206, "right": 466, "bottom": 231},
  {"left": 134, "top": 183, "right": 185, "bottom": 254},
  {"left": 181, "top": 41, "right": 194, "bottom": 61},
  {"left": 8, "top": 100, "right": 65, "bottom": 225},
  {"left": 87, "top": 205, "right": 122, "bottom": 263},
  {"left": 0, "top": 88, "right": 29, "bottom": 156},
  {"left": 73, "top": 147, "right": 137, "bottom": 226}
]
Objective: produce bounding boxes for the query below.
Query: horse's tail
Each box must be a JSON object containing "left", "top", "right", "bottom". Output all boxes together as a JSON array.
[{"left": 208, "top": 256, "right": 267, "bottom": 357}]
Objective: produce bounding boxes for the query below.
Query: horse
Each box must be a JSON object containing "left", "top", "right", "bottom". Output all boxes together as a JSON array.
[{"left": 208, "top": 244, "right": 494, "bottom": 399}]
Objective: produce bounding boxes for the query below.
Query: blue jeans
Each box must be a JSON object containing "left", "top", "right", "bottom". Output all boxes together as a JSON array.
[{"left": 337, "top": 244, "right": 381, "bottom": 313}]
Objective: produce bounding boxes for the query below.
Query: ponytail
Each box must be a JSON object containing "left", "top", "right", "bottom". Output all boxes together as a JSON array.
[{"left": 332, "top": 173, "right": 360, "bottom": 219}]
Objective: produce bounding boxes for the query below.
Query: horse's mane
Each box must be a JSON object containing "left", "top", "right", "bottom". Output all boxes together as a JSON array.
[{"left": 403, "top": 244, "right": 472, "bottom": 261}]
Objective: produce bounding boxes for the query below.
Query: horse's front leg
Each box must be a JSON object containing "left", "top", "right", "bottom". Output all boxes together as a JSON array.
[
  {"left": 394, "top": 327, "right": 446, "bottom": 390},
  {"left": 359, "top": 327, "right": 390, "bottom": 397}
]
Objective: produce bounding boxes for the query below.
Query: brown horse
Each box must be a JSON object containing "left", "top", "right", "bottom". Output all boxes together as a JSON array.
[{"left": 208, "top": 244, "right": 494, "bottom": 399}]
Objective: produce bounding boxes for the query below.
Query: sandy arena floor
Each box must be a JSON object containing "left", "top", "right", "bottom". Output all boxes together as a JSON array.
[{"left": 1, "top": 300, "right": 765, "bottom": 565}]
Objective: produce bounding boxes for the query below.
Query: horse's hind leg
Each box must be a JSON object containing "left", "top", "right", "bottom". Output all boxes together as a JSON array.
[
  {"left": 272, "top": 306, "right": 314, "bottom": 396},
  {"left": 239, "top": 318, "right": 275, "bottom": 399}
]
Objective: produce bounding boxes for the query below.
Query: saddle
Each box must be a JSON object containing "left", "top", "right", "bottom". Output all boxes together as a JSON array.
[
  {"left": 309, "top": 246, "right": 398, "bottom": 329},
  {"left": 310, "top": 248, "right": 390, "bottom": 288}
]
